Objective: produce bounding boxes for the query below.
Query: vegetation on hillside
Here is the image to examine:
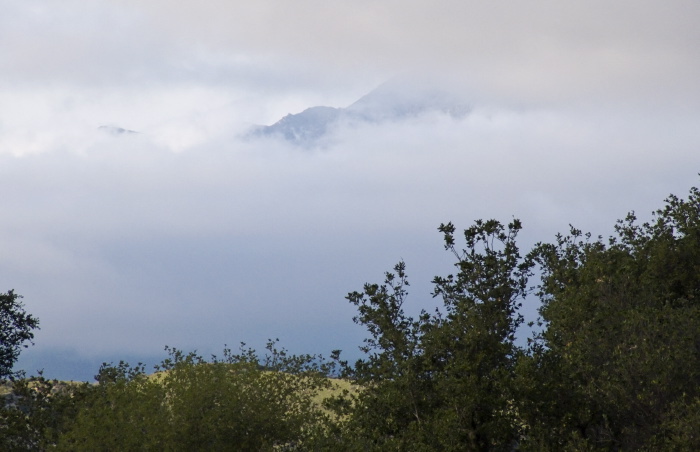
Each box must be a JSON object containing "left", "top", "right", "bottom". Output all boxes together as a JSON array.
[{"left": 2, "top": 184, "right": 700, "bottom": 450}]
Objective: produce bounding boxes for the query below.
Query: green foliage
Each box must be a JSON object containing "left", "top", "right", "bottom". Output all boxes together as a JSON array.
[
  {"left": 332, "top": 219, "right": 531, "bottom": 451},
  {"left": 0, "top": 375, "right": 90, "bottom": 451},
  {"left": 649, "top": 397, "right": 700, "bottom": 449},
  {"left": 0, "top": 290, "right": 39, "bottom": 380},
  {"left": 332, "top": 184, "right": 700, "bottom": 450},
  {"left": 0, "top": 290, "right": 48, "bottom": 450},
  {"left": 519, "top": 186, "right": 700, "bottom": 450},
  {"left": 56, "top": 341, "right": 335, "bottom": 451},
  {"left": 57, "top": 362, "right": 170, "bottom": 451}
]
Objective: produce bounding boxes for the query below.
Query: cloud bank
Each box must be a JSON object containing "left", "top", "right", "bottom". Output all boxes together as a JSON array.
[{"left": 2, "top": 0, "right": 699, "bottom": 380}]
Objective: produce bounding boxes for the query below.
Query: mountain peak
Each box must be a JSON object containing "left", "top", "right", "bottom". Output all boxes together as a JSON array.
[{"left": 249, "top": 80, "right": 470, "bottom": 147}]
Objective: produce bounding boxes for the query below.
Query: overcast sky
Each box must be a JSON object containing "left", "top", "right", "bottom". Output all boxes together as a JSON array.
[{"left": 4, "top": 0, "right": 700, "bottom": 380}]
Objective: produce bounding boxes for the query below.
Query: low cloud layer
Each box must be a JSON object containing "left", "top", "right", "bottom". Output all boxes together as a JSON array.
[
  {"left": 8, "top": 102, "right": 700, "bottom": 379},
  {"left": 3, "top": 0, "right": 700, "bottom": 379}
]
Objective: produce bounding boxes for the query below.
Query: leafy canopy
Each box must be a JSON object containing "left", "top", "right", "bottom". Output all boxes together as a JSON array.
[{"left": 0, "top": 290, "right": 39, "bottom": 380}]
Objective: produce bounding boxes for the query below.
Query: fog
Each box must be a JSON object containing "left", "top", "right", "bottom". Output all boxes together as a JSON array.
[{"left": 3, "top": 0, "right": 700, "bottom": 380}]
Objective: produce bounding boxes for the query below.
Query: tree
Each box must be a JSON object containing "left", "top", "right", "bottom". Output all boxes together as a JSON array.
[
  {"left": 333, "top": 219, "right": 531, "bottom": 450},
  {"left": 518, "top": 186, "right": 700, "bottom": 450},
  {"left": 0, "top": 374, "right": 90, "bottom": 451},
  {"left": 57, "top": 342, "right": 335, "bottom": 451},
  {"left": 424, "top": 220, "right": 530, "bottom": 450},
  {"left": 0, "top": 290, "right": 39, "bottom": 380},
  {"left": 334, "top": 186, "right": 700, "bottom": 450}
]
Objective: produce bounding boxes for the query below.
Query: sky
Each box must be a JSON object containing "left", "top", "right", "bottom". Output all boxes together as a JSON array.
[{"left": 3, "top": 0, "right": 700, "bottom": 381}]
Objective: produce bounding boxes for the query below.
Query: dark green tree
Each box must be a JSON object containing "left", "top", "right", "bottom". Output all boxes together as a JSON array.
[
  {"left": 424, "top": 220, "right": 530, "bottom": 450},
  {"left": 0, "top": 290, "right": 39, "bottom": 380},
  {"left": 333, "top": 219, "right": 531, "bottom": 450},
  {"left": 518, "top": 186, "right": 700, "bottom": 450}
]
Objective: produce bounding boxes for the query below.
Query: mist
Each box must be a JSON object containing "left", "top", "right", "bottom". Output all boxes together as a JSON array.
[{"left": 4, "top": 0, "right": 700, "bottom": 380}]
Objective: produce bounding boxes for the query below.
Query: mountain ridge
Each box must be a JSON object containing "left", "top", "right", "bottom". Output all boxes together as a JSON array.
[{"left": 249, "top": 80, "right": 470, "bottom": 147}]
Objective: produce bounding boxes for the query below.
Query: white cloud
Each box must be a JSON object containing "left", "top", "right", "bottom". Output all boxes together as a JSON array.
[
  {"left": 3, "top": 0, "right": 700, "bottom": 379},
  {"left": 4, "top": 102, "right": 699, "bottom": 368}
]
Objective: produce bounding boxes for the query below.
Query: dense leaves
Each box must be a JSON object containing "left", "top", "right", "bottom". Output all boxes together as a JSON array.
[
  {"left": 331, "top": 185, "right": 700, "bottom": 450},
  {"left": 57, "top": 342, "right": 334, "bottom": 451},
  {"left": 0, "top": 290, "right": 39, "bottom": 380},
  {"left": 330, "top": 219, "right": 530, "bottom": 451},
  {"left": 519, "top": 186, "right": 700, "bottom": 450}
]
